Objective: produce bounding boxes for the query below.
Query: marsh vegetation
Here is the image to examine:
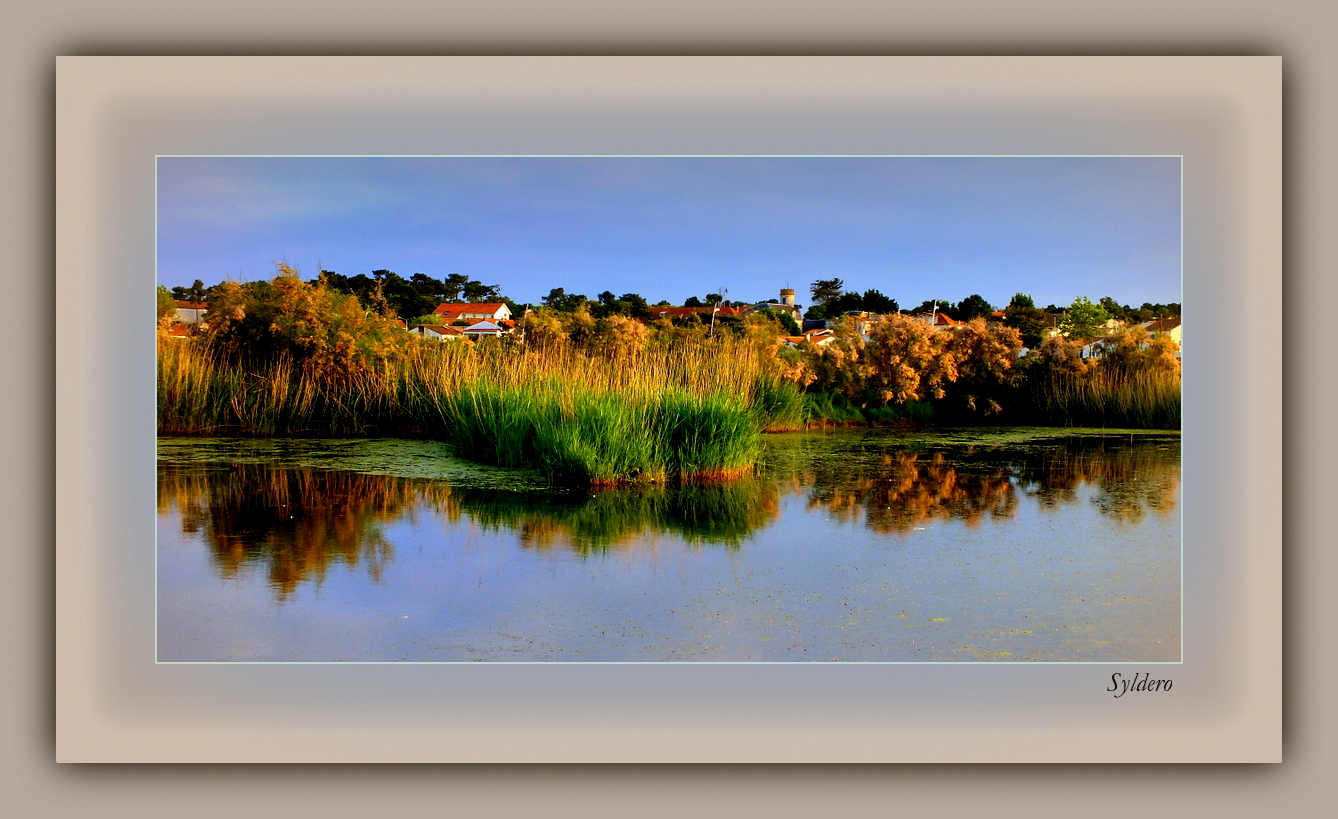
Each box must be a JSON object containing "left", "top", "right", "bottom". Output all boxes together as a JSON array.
[{"left": 159, "top": 268, "right": 1180, "bottom": 484}]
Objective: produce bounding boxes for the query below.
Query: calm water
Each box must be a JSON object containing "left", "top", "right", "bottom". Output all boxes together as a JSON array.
[{"left": 156, "top": 428, "right": 1180, "bottom": 662}]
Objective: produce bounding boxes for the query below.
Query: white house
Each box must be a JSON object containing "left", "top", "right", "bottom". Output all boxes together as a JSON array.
[
  {"left": 461, "top": 320, "right": 511, "bottom": 338},
  {"left": 174, "top": 300, "right": 207, "bottom": 325},
  {"left": 431, "top": 302, "right": 512, "bottom": 322},
  {"left": 411, "top": 324, "right": 465, "bottom": 341}
]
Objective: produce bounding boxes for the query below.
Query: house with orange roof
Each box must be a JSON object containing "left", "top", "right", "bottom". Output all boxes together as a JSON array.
[
  {"left": 411, "top": 324, "right": 466, "bottom": 341},
  {"left": 174, "top": 300, "right": 208, "bottom": 325},
  {"left": 1139, "top": 317, "right": 1182, "bottom": 345},
  {"left": 916, "top": 311, "right": 963, "bottom": 329},
  {"left": 650, "top": 305, "right": 747, "bottom": 320},
  {"left": 780, "top": 328, "right": 837, "bottom": 348},
  {"left": 461, "top": 319, "right": 515, "bottom": 338},
  {"left": 431, "top": 302, "right": 512, "bottom": 322}
]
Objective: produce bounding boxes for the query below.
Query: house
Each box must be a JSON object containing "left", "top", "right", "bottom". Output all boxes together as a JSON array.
[
  {"left": 411, "top": 324, "right": 465, "bottom": 341},
  {"left": 1140, "top": 317, "right": 1182, "bottom": 345},
  {"left": 650, "top": 306, "right": 746, "bottom": 320},
  {"left": 781, "top": 329, "right": 836, "bottom": 347},
  {"left": 174, "top": 300, "right": 207, "bottom": 325},
  {"left": 746, "top": 288, "right": 804, "bottom": 321},
  {"left": 431, "top": 302, "right": 512, "bottom": 322},
  {"left": 1078, "top": 338, "right": 1110, "bottom": 360},
  {"left": 461, "top": 319, "right": 514, "bottom": 338},
  {"left": 915, "top": 311, "right": 963, "bottom": 329}
]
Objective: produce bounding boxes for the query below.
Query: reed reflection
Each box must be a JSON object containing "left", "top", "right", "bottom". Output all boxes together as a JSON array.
[
  {"left": 159, "top": 433, "right": 1179, "bottom": 598},
  {"left": 454, "top": 479, "right": 781, "bottom": 553}
]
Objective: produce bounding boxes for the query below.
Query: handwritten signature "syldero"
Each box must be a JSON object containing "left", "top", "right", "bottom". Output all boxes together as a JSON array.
[{"left": 1107, "top": 672, "right": 1172, "bottom": 697}]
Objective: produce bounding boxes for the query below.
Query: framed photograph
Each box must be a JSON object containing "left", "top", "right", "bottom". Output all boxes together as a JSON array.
[{"left": 57, "top": 56, "right": 1280, "bottom": 762}]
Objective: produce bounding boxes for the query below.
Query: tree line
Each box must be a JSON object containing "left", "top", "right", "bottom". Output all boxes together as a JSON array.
[{"left": 162, "top": 269, "right": 1178, "bottom": 351}]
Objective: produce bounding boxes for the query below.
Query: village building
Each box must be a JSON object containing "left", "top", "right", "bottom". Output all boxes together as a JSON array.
[
  {"left": 780, "top": 328, "right": 837, "bottom": 348},
  {"left": 1140, "top": 317, "right": 1182, "bottom": 346},
  {"left": 431, "top": 302, "right": 512, "bottom": 322},
  {"left": 461, "top": 319, "right": 513, "bottom": 338},
  {"left": 411, "top": 324, "right": 465, "bottom": 341},
  {"left": 174, "top": 300, "right": 208, "bottom": 325},
  {"left": 915, "top": 311, "right": 963, "bottom": 329},
  {"left": 746, "top": 288, "right": 804, "bottom": 321},
  {"left": 650, "top": 305, "right": 747, "bottom": 320}
]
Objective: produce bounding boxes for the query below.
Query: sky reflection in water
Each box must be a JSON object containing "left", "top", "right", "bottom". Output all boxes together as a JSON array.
[{"left": 157, "top": 429, "right": 1180, "bottom": 662}]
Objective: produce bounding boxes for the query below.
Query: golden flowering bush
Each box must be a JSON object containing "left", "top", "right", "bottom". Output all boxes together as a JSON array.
[
  {"left": 202, "top": 264, "right": 412, "bottom": 383},
  {"left": 798, "top": 315, "right": 1022, "bottom": 409}
]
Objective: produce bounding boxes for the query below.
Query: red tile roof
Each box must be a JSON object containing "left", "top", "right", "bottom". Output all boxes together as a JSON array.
[
  {"left": 417, "top": 324, "right": 465, "bottom": 337},
  {"left": 1142, "top": 318, "right": 1182, "bottom": 333},
  {"left": 174, "top": 301, "right": 208, "bottom": 310},
  {"left": 651, "top": 306, "right": 746, "bottom": 318},
  {"left": 432, "top": 302, "right": 508, "bottom": 318},
  {"left": 918, "top": 312, "right": 962, "bottom": 327}
]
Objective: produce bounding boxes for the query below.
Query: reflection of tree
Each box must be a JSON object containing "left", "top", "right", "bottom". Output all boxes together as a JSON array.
[
  {"left": 159, "top": 463, "right": 782, "bottom": 597},
  {"left": 781, "top": 449, "right": 1017, "bottom": 534},
  {"left": 452, "top": 479, "right": 781, "bottom": 552},
  {"left": 1009, "top": 438, "right": 1180, "bottom": 524},
  {"left": 762, "top": 432, "right": 1179, "bottom": 534},
  {"left": 158, "top": 464, "right": 458, "bottom": 600},
  {"left": 159, "top": 434, "right": 1179, "bottom": 598}
]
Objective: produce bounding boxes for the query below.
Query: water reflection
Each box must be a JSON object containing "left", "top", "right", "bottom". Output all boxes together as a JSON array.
[
  {"left": 158, "top": 464, "right": 455, "bottom": 600},
  {"left": 452, "top": 481, "right": 780, "bottom": 552},
  {"left": 764, "top": 432, "right": 1179, "bottom": 534},
  {"left": 158, "top": 432, "right": 1179, "bottom": 600}
]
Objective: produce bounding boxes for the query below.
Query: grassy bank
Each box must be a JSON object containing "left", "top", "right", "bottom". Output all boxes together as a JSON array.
[
  {"left": 1018, "top": 370, "right": 1181, "bottom": 429},
  {"left": 159, "top": 336, "right": 798, "bottom": 484},
  {"left": 159, "top": 329, "right": 1179, "bottom": 484}
]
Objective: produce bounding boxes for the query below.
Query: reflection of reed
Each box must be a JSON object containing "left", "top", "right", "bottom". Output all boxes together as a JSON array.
[
  {"left": 158, "top": 464, "right": 458, "bottom": 600},
  {"left": 158, "top": 434, "right": 1179, "bottom": 597},
  {"left": 158, "top": 462, "right": 782, "bottom": 598},
  {"left": 451, "top": 480, "right": 781, "bottom": 552}
]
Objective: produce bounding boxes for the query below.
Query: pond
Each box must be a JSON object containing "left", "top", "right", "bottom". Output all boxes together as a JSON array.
[{"left": 156, "top": 428, "right": 1180, "bottom": 662}]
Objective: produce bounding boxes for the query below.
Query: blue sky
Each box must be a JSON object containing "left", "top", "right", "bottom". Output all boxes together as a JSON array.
[{"left": 157, "top": 156, "right": 1181, "bottom": 310}]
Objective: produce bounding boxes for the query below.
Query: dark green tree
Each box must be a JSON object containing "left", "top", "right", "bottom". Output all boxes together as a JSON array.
[
  {"left": 911, "top": 299, "right": 958, "bottom": 320},
  {"left": 170, "top": 279, "right": 208, "bottom": 302},
  {"left": 957, "top": 294, "right": 994, "bottom": 320},
  {"left": 753, "top": 307, "right": 801, "bottom": 335},
  {"left": 861, "top": 289, "right": 899, "bottom": 314},
  {"left": 1003, "top": 302, "right": 1048, "bottom": 349},
  {"left": 810, "top": 278, "right": 845, "bottom": 305}
]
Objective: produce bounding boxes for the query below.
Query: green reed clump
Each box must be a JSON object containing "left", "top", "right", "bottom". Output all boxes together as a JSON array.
[{"left": 424, "top": 381, "right": 759, "bottom": 484}]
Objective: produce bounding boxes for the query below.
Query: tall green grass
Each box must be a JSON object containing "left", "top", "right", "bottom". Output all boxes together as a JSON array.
[
  {"left": 1025, "top": 370, "right": 1181, "bottom": 429},
  {"left": 160, "top": 336, "right": 773, "bottom": 484},
  {"left": 422, "top": 381, "right": 759, "bottom": 484}
]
